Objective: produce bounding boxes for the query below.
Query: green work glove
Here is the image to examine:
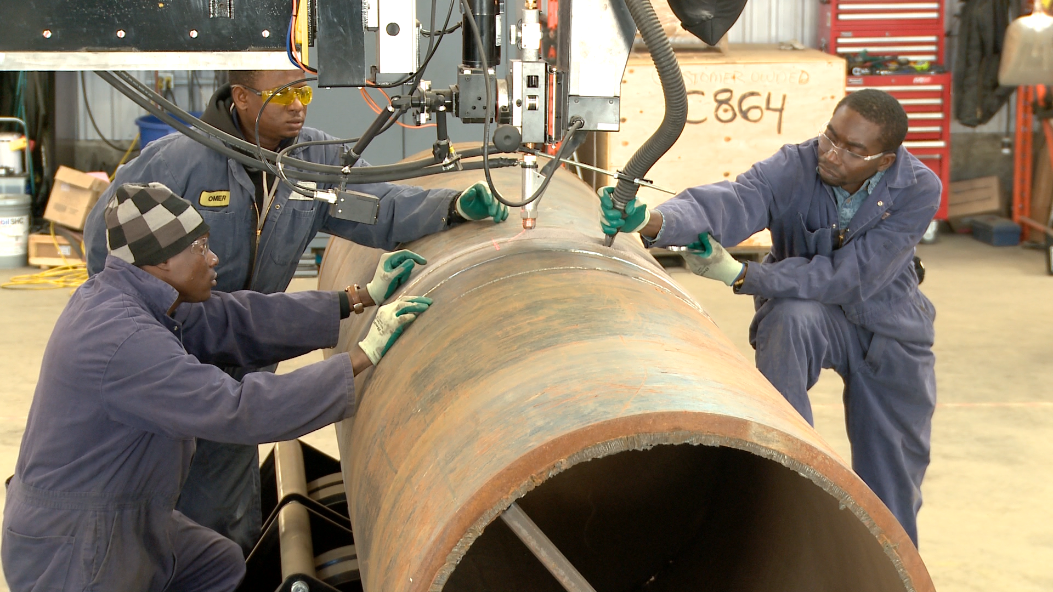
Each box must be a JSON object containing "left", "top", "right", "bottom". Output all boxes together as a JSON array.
[
  {"left": 598, "top": 186, "right": 650, "bottom": 236},
  {"left": 366, "top": 250, "right": 427, "bottom": 304},
  {"left": 456, "top": 182, "right": 509, "bottom": 223},
  {"left": 358, "top": 295, "right": 433, "bottom": 365},
  {"left": 681, "top": 233, "right": 745, "bottom": 287}
]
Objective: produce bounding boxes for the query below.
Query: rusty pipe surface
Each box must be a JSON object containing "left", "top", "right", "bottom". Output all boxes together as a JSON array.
[{"left": 316, "top": 157, "right": 934, "bottom": 592}]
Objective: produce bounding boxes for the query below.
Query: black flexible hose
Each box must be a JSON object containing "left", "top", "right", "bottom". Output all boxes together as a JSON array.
[
  {"left": 273, "top": 138, "right": 509, "bottom": 195},
  {"left": 606, "top": 0, "right": 688, "bottom": 245},
  {"left": 103, "top": 71, "right": 518, "bottom": 185},
  {"left": 115, "top": 70, "right": 421, "bottom": 180},
  {"left": 344, "top": 105, "right": 408, "bottom": 169},
  {"left": 275, "top": 137, "right": 360, "bottom": 198},
  {"left": 113, "top": 70, "right": 500, "bottom": 178},
  {"left": 80, "top": 72, "right": 135, "bottom": 152},
  {"left": 99, "top": 72, "right": 340, "bottom": 180},
  {"left": 112, "top": 71, "right": 337, "bottom": 175},
  {"left": 489, "top": 117, "right": 584, "bottom": 208},
  {"left": 100, "top": 71, "right": 495, "bottom": 184}
]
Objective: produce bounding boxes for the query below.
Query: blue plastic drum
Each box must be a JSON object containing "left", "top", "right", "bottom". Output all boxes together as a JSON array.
[{"left": 134, "top": 112, "right": 204, "bottom": 147}]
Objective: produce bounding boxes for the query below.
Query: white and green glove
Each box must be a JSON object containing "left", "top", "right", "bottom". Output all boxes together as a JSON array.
[
  {"left": 456, "top": 182, "right": 509, "bottom": 223},
  {"left": 358, "top": 295, "right": 433, "bottom": 365},
  {"left": 681, "top": 233, "right": 745, "bottom": 286},
  {"left": 366, "top": 250, "right": 427, "bottom": 304},
  {"left": 598, "top": 186, "right": 650, "bottom": 236}
]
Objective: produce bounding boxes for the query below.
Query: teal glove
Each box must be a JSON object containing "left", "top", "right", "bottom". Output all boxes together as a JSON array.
[
  {"left": 358, "top": 295, "right": 433, "bottom": 365},
  {"left": 456, "top": 182, "right": 509, "bottom": 223},
  {"left": 366, "top": 250, "right": 428, "bottom": 304},
  {"left": 598, "top": 186, "right": 650, "bottom": 236},
  {"left": 681, "top": 233, "right": 745, "bottom": 286}
]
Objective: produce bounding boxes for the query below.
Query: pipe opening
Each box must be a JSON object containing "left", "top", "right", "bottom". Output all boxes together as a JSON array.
[{"left": 444, "top": 443, "right": 904, "bottom": 592}]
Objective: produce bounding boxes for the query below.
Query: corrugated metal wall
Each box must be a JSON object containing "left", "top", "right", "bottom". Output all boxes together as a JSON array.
[
  {"left": 76, "top": 0, "right": 1008, "bottom": 142},
  {"left": 77, "top": 71, "right": 221, "bottom": 143},
  {"left": 724, "top": 0, "right": 819, "bottom": 47}
]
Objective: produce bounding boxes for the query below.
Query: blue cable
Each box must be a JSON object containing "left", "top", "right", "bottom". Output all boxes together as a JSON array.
[{"left": 286, "top": 15, "right": 298, "bottom": 68}]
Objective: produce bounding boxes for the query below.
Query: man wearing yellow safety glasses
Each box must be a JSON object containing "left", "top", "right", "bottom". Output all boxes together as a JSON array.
[
  {"left": 238, "top": 83, "right": 315, "bottom": 106},
  {"left": 82, "top": 69, "right": 509, "bottom": 557}
]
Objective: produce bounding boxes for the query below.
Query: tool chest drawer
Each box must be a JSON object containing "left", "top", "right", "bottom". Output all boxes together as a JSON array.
[
  {"left": 818, "top": 0, "right": 946, "bottom": 64},
  {"left": 827, "top": 31, "right": 944, "bottom": 64},
  {"left": 820, "top": 0, "right": 945, "bottom": 34}
]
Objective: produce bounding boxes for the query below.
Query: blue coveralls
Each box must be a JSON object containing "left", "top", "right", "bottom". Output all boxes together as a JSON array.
[
  {"left": 83, "top": 113, "right": 459, "bottom": 554},
  {"left": 651, "top": 138, "right": 939, "bottom": 545},
  {"left": 2, "top": 257, "right": 357, "bottom": 592}
]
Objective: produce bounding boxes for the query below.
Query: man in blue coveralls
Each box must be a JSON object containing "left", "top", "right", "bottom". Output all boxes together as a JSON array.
[
  {"left": 600, "top": 89, "right": 939, "bottom": 546},
  {"left": 83, "top": 70, "right": 508, "bottom": 555},
  {"left": 4, "top": 184, "right": 431, "bottom": 591}
]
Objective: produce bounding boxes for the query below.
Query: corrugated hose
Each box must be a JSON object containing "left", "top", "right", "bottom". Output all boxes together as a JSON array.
[{"left": 605, "top": 0, "right": 689, "bottom": 247}]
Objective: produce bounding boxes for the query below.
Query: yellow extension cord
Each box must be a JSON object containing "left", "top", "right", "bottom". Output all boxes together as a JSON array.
[
  {"left": 1, "top": 134, "right": 140, "bottom": 291},
  {"left": 1, "top": 223, "right": 87, "bottom": 290}
]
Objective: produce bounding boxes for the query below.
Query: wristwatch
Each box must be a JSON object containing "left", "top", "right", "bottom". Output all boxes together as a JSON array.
[
  {"left": 732, "top": 263, "right": 748, "bottom": 292},
  {"left": 345, "top": 284, "right": 366, "bottom": 314}
]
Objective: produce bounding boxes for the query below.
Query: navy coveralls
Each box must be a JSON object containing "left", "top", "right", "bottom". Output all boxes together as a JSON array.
[
  {"left": 83, "top": 113, "right": 459, "bottom": 554},
  {"left": 652, "top": 138, "right": 940, "bottom": 545},
  {"left": 2, "top": 257, "right": 357, "bottom": 591}
]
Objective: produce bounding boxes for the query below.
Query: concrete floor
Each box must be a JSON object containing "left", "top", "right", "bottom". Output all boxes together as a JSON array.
[{"left": 0, "top": 233, "right": 1050, "bottom": 591}]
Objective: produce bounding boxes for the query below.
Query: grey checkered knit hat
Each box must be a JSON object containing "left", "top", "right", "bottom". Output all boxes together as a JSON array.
[{"left": 105, "top": 183, "right": 210, "bottom": 267}]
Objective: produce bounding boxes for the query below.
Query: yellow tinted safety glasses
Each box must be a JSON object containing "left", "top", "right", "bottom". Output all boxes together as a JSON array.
[{"left": 241, "top": 85, "right": 313, "bottom": 106}]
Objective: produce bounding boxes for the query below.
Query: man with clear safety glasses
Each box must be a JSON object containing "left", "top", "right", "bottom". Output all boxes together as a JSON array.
[
  {"left": 82, "top": 70, "right": 509, "bottom": 556},
  {"left": 599, "top": 89, "right": 939, "bottom": 547}
]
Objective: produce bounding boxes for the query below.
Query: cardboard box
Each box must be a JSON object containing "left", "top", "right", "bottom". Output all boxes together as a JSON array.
[
  {"left": 27, "top": 232, "right": 85, "bottom": 267},
  {"left": 44, "top": 166, "right": 109, "bottom": 231},
  {"left": 947, "top": 176, "right": 1000, "bottom": 219}
]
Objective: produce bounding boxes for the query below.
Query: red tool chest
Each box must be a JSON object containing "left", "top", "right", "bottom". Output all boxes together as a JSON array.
[
  {"left": 819, "top": 0, "right": 946, "bottom": 63},
  {"left": 847, "top": 73, "right": 952, "bottom": 219},
  {"left": 821, "top": 0, "right": 951, "bottom": 220}
]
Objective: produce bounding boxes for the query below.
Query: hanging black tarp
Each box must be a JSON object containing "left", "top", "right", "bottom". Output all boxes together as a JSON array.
[{"left": 954, "top": 0, "right": 1018, "bottom": 126}]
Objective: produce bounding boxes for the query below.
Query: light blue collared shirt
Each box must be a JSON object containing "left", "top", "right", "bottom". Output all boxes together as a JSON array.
[{"left": 829, "top": 170, "right": 885, "bottom": 231}]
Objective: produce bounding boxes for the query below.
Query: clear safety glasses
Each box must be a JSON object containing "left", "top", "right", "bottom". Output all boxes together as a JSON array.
[
  {"left": 817, "top": 129, "right": 886, "bottom": 163},
  {"left": 189, "top": 236, "right": 211, "bottom": 257}
]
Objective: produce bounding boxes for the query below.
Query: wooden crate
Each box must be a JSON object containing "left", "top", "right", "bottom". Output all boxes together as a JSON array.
[
  {"left": 28, "top": 233, "right": 85, "bottom": 267},
  {"left": 607, "top": 44, "right": 846, "bottom": 251}
]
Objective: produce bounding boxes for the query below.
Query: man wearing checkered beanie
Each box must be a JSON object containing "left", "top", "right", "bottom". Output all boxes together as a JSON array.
[
  {"left": 82, "top": 70, "right": 511, "bottom": 558},
  {"left": 105, "top": 182, "right": 210, "bottom": 268},
  {"left": 3, "top": 183, "right": 434, "bottom": 591}
]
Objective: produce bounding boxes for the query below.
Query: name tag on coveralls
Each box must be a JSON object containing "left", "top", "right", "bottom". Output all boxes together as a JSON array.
[{"left": 200, "top": 191, "right": 230, "bottom": 207}]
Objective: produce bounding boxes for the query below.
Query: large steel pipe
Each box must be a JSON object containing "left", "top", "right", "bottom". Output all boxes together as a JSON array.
[{"left": 316, "top": 158, "right": 934, "bottom": 592}]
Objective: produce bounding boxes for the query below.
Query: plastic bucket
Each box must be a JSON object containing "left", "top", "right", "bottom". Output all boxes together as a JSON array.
[
  {"left": 0, "top": 132, "right": 26, "bottom": 175},
  {"left": 0, "top": 192, "right": 31, "bottom": 269},
  {"left": 135, "top": 111, "right": 204, "bottom": 147}
]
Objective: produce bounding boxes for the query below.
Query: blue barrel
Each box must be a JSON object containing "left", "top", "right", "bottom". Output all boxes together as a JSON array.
[{"left": 135, "top": 112, "right": 204, "bottom": 147}]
